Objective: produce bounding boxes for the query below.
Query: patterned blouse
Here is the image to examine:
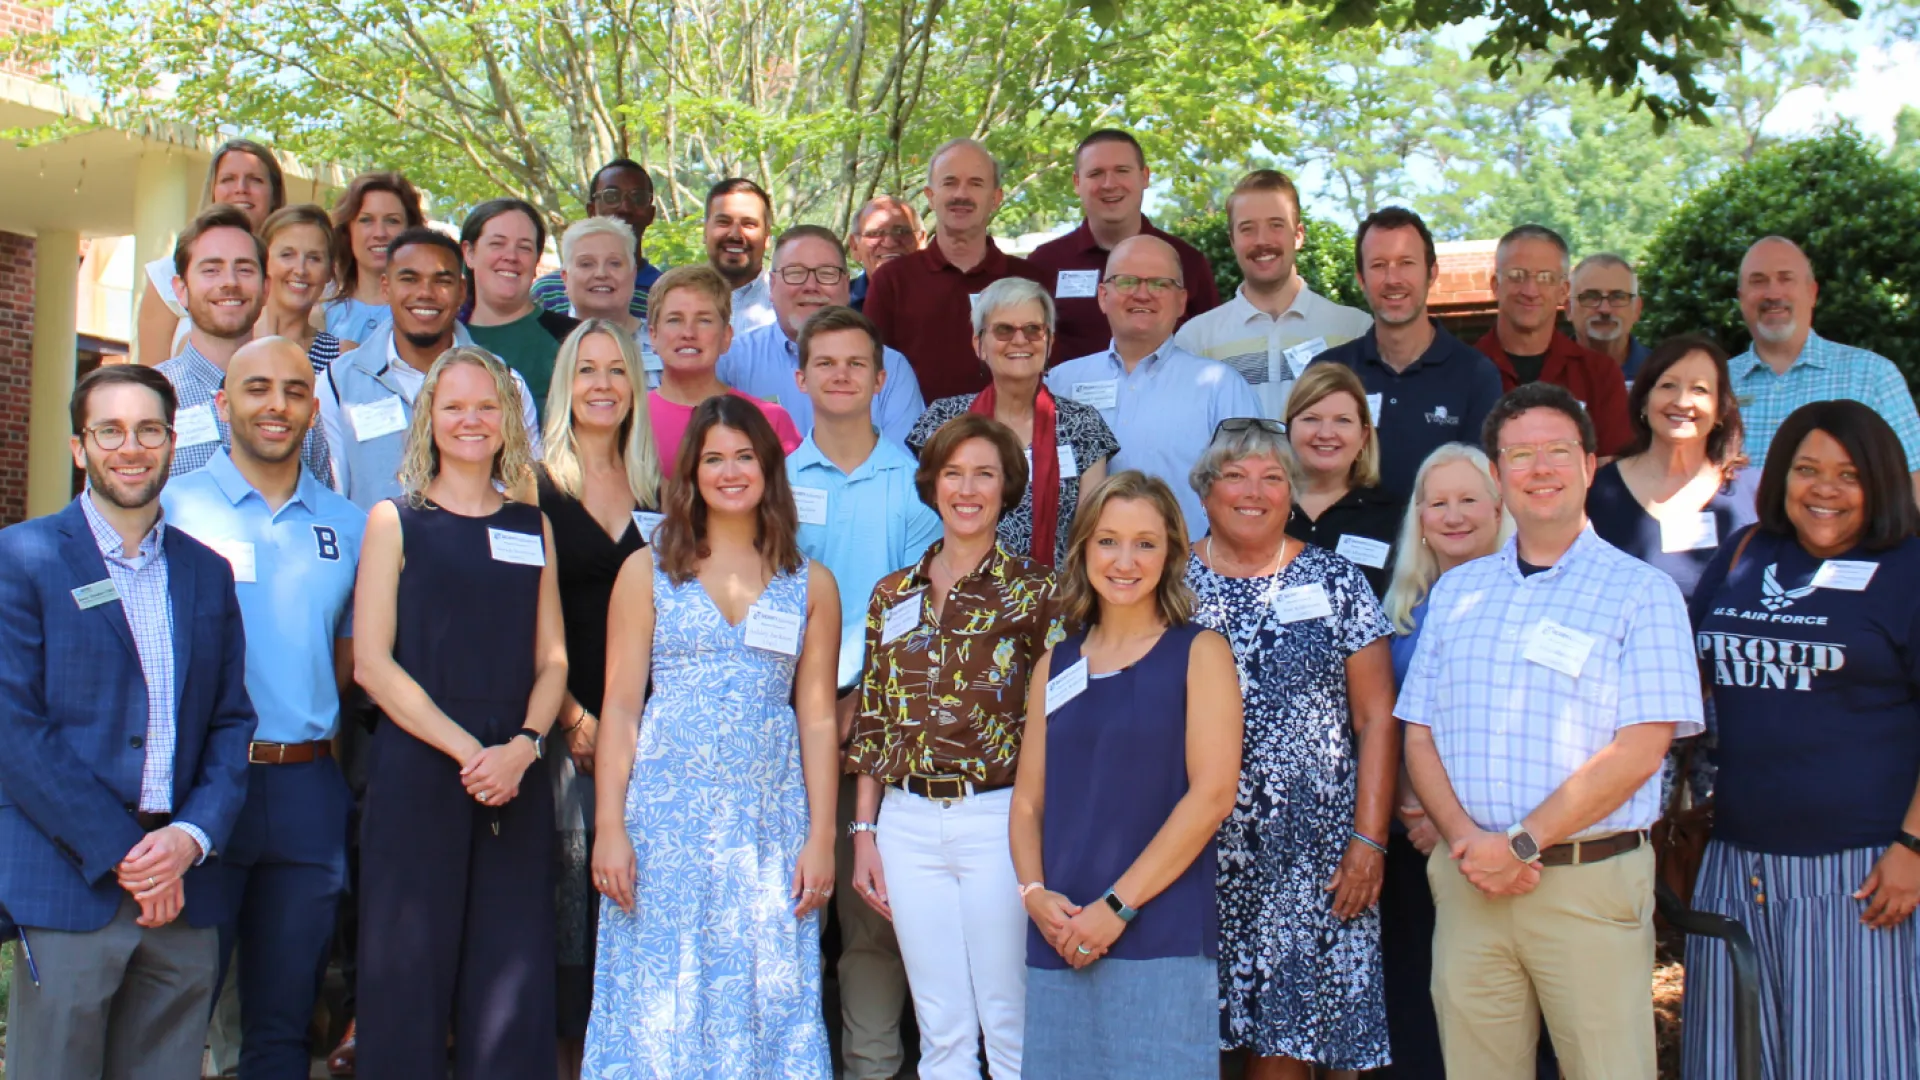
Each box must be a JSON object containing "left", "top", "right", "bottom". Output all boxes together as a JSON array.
[{"left": 849, "top": 541, "right": 1066, "bottom": 787}]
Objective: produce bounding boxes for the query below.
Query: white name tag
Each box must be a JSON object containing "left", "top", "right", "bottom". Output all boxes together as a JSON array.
[
  {"left": 1335, "top": 533, "right": 1390, "bottom": 569},
  {"left": 1522, "top": 618, "right": 1596, "bottom": 678},
  {"left": 1054, "top": 270, "right": 1100, "bottom": 299},
  {"left": 72, "top": 579, "right": 120, "bottom": 610},
  {"left": 640, "top": 340, "right": 664, "bottom": 372},
  {"left": 1282, "top": 337, "right": 1327, "bottom": 379},
  {"left": 487, "top": 527, "right": 545, "bottom": 567},
  {"left": 743, "top": 602, "right": 803, "bottom": 655},
  {"left": 207, "top": 540, "right": 257, "bottom": 583},
  {"left": 350, "top": 397, "right": 408, "bottom": 442},
  {"left": 1811, "top": 559, "right": 1878, "bottom": 592},
  {"left": 631, "top": 511, "right": 665, "bottom": 544},
  {"left": 793, "top": 486, "right": 829, "bottom": 527},
  {"left": 1024, "top": 445, "right": 1079, "bottom": 483},
  {"left": 174, "top": 404, "right": 219, "bottom": 449},
  {"left": 1365, "top": 393, "right": 1383, "bottom": 421},
  {"left": 881, "top": 594, "right": 923, "bottom": 645},
  {"left": 1274, "top": 583, "right": 1334, "bottom": 623},
  {"left": 1659, "top": 511, "right": 1719, "bottom": 554},
  {"left": 1073, "top": 380, "right": 1119, "bottom": 410},
  {"left": 1045, "top": 656, "right": 1089, "bottom": 713}
]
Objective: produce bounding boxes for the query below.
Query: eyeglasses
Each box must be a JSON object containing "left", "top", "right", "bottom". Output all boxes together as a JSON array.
[
  {"left": 1213, "top": 417, "right": 1287, "bottom": 438},
  {"left": 591, "top": 189, "right": 652, "bottom": 210},
  {"left": 1103, "top": 274, "right": 1184, "bottom": 295},
  {"left": 1497, "top": 440, "right": 1583, "bottom": 470},
  {"left": 986, "top": 322, "right": 1048, "bottom": 343},
  {"left": 1500, "top": 268, "right": 1565, "bottom": 287},
  {"left": 776, "top": 265, "right": 847, "bottom": 286},
  {"left": 85, "top": 422, "right": 173, "bottom": 450},
  {"left": 860, "top": 226, "right": 917, "bottom": 242},
  {"left": 1575, "top": 290, "right": 1637, "bottom": 308}
]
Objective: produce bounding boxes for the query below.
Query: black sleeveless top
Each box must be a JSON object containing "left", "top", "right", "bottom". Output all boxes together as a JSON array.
[
  {"left": 535, "top": 466, "right": 650, "bottom": 716},
  {"left": 392, "top": 498, "right": 544, "bottom": 743}
]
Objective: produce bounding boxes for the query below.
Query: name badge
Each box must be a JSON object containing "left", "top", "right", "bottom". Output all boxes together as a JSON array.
[
  {"left": 1045, "top": 656, "right": 1089, "bottom": 713},
  {"left": 350, "top": 397, "right": 408, "bottom": 442},
  {"left": 792, "top": 486, "right": 829, "bottom": 527},
  {"left": 174, "top": 404, "right": 220, "bottom": 449},
  {"left": 1811, "top": 559, "right": 1878, "bottom": 592},
  {"left": 1024, "top": 445, "right": 1079, "bottom": 482},
  {"left": 1335, "top": 533, "right": 1390, "bottom": 569},
  {"left": 207, "top": 540, "right": 257, "bottom": 584},
  {"left": 1365, "top": 393, "right": 1383, "bottom": 421},
  {"left": 1054, "top": 270, "right": 1099, "bottom": 299},
  {"left": 1522, "top": 618, "right": 1596, "bottom": 678},
  {"left": 71, "top": 579, "right": 120, "bottom": 610},
  {"left": 743, "top": 602, "right": 803, "bottom": 655},
  {"left": 631, "top": 511, "right": 665, "bottom": 544},
  {"left": 1073, "top": 380, "right": 1119, "bottom": 410},
  {"left": 487, "top": 527, "right": 545, "bottom": 567},
  {"left": 1274, "top": 583, "right": 1334, "bottom": 623},
  {"left": 968, "top": 293, "right": 982, "bottom": 311},
  {"left": 1282, "top": 337, "right": 1327, "bottom": 379},
  {"left": 640, "top": 340, "right": 664, "bottom": 372},
  {"left": 881, "top": 593, "right": 923, "bottom": 645},
  {"left": 1659, "top": 511, "right": 1719, "bottom": 554}
]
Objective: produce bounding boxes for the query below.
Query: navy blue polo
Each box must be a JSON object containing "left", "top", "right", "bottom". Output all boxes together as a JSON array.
[{"left": 1312, "top": 321, "right": 1506, "bottom": 501}]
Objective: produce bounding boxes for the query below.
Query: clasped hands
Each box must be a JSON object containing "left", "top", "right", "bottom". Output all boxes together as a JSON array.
[
  {"left": 1024, "top": 889, "right": 1125, "bottom": 970},
  {"left": 459, "top": 736, "right": 538, "bottom": 807},
  {"left": 116, "top": 825, "right": 200, "bottom": 928},
  {"left": 1452, "top": 829, "right": 1542, "bottom": 897}
]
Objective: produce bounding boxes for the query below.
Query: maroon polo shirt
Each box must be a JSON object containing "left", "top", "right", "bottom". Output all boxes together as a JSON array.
[
  {"left": 865, "top": 235, "right": 1046, "bottom": 401},
  {"left": 1475, "top": 327, "right": 1634, "bottom": 458},
  {"left": 1027, "top": 217, "right": 1222, "bottom": 364}
]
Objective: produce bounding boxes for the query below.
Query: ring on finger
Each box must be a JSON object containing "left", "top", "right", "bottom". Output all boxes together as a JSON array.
[{"left": 1075, "top": 945, "right": 1092, "bottom": 955}]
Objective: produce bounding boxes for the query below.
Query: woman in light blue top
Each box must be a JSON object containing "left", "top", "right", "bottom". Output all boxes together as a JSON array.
[{"left": 324, "top": 172, "right": 425, "bottom": 344}]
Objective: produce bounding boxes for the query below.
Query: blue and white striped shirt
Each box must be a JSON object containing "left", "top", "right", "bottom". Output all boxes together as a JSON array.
[{"left": 1731, "top": 330, "right": 1920, "bottom": 472}]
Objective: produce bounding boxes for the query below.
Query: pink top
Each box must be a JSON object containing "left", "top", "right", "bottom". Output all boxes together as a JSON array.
[{"left": 650, "top": 388, "right": 804, "bottom": 473}]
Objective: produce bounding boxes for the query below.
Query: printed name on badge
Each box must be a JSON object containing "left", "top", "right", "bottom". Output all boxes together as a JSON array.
[
  {"left": 881, "top": 594, "right": 923, "bottom": 645},
  {"left": 792, "top": 486, "right": 830, "bottom": 527},
  {"left": 1811, "top": 559, "right": 1878, "bottom": 592},
  {"left": 1045, "top": 656, "right": 1089, "bottom": 713},
  {"left": 174, "top": 404, "right": 220, "bottom": 449},
  {"left": 1659, "top": 511, "right": 1719, "bottom": 554},
  {"left": 1054, "top": 270, "right": 1100, "bottom": 299},
  {"left": 487, "top": 528, "right": 546, "bottom": 567},
  {"left": 743, "top": 603, "right": 803, "bottom": 655},
  {"left": 208, "top": 540, "right": 257, "bottom": 584},
  {"left": 71, "top": 579, "right": 120, "bottom": 610},
  {"left": 1274, "top": 583, "right": 1334, "bottom": 623},
  {"left": 350, "top": 397, "right": 408, "bottom": 442},
  {"left": 1073, "top": 380, "right": 1119, "bottom": 410},
  {"left": 1282, "top": 338, "right": 1328, "bottom": 379},
  {"left": 1521, "top": 618, "right": 1596, "bottom": 678},
  {"left": 1335, "top": 534, "right": 1390, "bottom": 569},
  {"left": 632, "top": 511, "right": 665, "bottom": 544}
]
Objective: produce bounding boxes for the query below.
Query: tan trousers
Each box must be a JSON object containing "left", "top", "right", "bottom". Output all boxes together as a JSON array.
[
  {"left": 1427, "top": 843, "right": 1657, "bottom": 1080},
  {"left": 835, "top": 772, "right": 909, "bottom": 1079}
]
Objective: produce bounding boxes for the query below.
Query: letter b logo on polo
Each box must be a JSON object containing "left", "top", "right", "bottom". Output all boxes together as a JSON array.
[{"left": 313, "top": 525, "right": 341, "bottom": 561}]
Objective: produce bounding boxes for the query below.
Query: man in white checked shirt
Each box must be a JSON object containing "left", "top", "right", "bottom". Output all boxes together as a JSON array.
[{"left": 1396, "top": 381, "right": 1704, "bottom": 1080}]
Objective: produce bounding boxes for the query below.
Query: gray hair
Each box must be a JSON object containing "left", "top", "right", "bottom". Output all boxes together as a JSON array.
[
  {"left": 1496, "top": 223, "right": 1570, "bottom": 276},
  {"left": 928, "top": 138, "right": 1002, "bottom": 189},
  {"left": 1188, "top": 421, "right": 1296, "bottom": 500},
  {"left": 561, "top": 215, "right": 637, "bottom": 265},
  {"left": 1571, "top": 252, "right": 1637, "bottom": 294},
  {"left": 970, "top": 276, "right": 1055, "bottom": 336}
]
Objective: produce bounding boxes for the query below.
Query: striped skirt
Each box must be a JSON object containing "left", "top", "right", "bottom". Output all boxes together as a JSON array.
[{"left": 1681, "top": 840, "right": 1920, "bottom": 1080}]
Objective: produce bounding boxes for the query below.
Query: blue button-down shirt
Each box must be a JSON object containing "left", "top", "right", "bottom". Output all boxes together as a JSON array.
[
  {"left": 1046, "top": 340, "right": 1262, "bottom": 535},
  {"left": 1394, "top": 527, "right": 1704, "bottom": 835},
  {"left": 1731, "top": 330, "right": 1920, "bottom": 471},
  {"left": 719, "top": 322, "right": 927, "bottom": 447},
  {"left": 787, "top": 434, "right": 942, "bottom": 689},
  {"left": 162, "top": 451, "right": 366, "bottom": 744},
  {"left": 156, "top": 342, "right": 333, "bottom": 483}
]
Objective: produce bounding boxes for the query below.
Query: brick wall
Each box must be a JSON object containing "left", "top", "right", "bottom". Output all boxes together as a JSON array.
[
  {"left": 0, "top": 0, "right": 53, "bottom": 77},
  {"left": 0, "top": 231, "right": 32, "bottom": 526}
]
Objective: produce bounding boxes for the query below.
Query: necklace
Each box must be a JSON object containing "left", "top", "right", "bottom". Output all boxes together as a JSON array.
[{"left": 1207, "top": 534, "right": 1288, "bottom": 578}]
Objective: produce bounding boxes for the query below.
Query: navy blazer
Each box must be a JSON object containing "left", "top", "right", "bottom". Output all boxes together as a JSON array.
[{"left": 0, "top": 498, "right": 256, "bottom": 932}]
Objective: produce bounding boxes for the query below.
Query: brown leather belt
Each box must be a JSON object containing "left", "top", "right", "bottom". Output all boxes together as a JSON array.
[
  {"left": 894, "top": 774, "right": 1008, "bottom": 804},
  {"left": 1538, "top": 829, "right": 1647, "bottom": 867},
  {"left": 248, "top": 740, "right": 333, "bottom": 766}
]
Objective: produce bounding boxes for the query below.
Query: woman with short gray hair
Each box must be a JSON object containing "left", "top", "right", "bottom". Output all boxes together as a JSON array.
[
  {"left": 907, "top": 277, "right": 1118, "bottom": 566},
  {"left": 1184, "top": 418, "right": 1400, "bottom": 1075}
]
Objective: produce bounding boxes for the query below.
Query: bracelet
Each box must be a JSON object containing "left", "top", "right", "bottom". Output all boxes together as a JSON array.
[
  {"left": 1352, "top": 830, "right": 1388, "bottom": 855},
  {"left": 1896, "top": 830, "right": 1920, "bottom": 856},
  {"left": 1018, "top": 881, "right": 1046, "bottom": 898}
]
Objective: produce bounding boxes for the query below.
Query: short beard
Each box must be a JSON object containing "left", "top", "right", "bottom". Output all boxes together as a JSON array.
[
  {"left": 1753, "top": 319, "right": 1799, "bottom": 344},
  {"left": 1375, "top": 305, "right": 1426, "bottom": 328},
  {"left": 402, "top": 327, "right": 452, "bottom": 350},
  {"left": 1582, "top": 318, "right": 1622, "bottom": 343},
  {"left": 233, "top": 426, "right": 305, "bottom": 466},
  {"left": 86, "top": 455, "right": 168, "bottom": 512}
]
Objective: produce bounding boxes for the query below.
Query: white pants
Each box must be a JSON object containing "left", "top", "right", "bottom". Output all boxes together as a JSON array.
[{"left": 876, "top": 785, "right": 1026, "bottom": 1079}]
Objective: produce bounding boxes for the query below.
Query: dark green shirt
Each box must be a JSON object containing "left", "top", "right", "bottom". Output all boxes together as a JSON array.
[{"left": 466, "top": 308, "right": 578, "bottom": 422}]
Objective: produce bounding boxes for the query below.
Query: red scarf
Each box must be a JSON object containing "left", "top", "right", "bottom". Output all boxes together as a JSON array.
[{"left": 969, "top": 383, "right": 1061, "bottom": 566}]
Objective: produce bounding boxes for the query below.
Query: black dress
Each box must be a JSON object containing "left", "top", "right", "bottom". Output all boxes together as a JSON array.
[
  {"left": 1285, "top": 484, "right": 1402, "bottom": 597},
  {"left": 356, "top": 498, "right": 556, "bottom": 1079},
  {"left": 1586, "top": 461, "right": 1759, "bottom": 603}
]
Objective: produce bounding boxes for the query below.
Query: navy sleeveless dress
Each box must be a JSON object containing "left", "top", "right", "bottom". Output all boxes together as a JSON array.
[{"left": 356, "top": 499, "right": 557, "bottom": 1079}]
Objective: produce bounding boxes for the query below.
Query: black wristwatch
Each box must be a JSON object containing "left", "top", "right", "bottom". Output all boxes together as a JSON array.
[
  {"left": 1100, "top": 888, "right": 1137, "bottom": 923},
  {"left": 513, "top": 727, "right": 545, "bottom": 760},
  {"left": 1896, "top": 831, "right": 1920, "bottom": 856}
]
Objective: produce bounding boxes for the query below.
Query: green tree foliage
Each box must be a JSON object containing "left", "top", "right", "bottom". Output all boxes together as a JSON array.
[
  {"left": 1169, "top": 210, "right": 1365, "bottom": 310},
  {"left": 1637, "top": 129, "right": 1920, "bottom": 387},
  {"left": 1893, "top": 106, "right": 1920, "bottom": 171}
]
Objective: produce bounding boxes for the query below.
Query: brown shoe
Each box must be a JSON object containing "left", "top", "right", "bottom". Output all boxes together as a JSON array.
[{"left": 326, "top": 1019, "right": 357, "bottom": 1077}]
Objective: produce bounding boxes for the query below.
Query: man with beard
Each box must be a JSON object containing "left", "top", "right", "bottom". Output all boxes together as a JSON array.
[
  {"left": 1569, "top": 253, "right": 1651, "bottom": 383},
  {"left": 864, "top": 138, "right": 1046, "bottom": 400},
  {"left": 705, "top": 176, "right": 778, "bottom": 332},
  {"left": 0, "top": 363, "right": 256, "bottom": 1080},
  {"left": 1730, "top": 236, "right": 1920, "bottom": 488},
  {"left": 1314, "top": 207, "right": 1504, "bottom": 501},
  {"left": 845, "top": 195, "right": 924, "bottom": 312},
  {"left": 318, "top": 227, "right": 540, "bottom": 510},
  {"left": 1174, "top": 169, "right": 1371, "bottom": 418},
  {"left": 163, "top": 338, "right": 366, "bottom": 1079},
  {"left": 156, "top": 205, "right": 333, "bottom": 482},
  {"left": 532, "top": 158, "right": 665, "bottom": 323}
]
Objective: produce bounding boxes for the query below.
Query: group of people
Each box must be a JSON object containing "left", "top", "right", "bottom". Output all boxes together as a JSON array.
[{"left": 1, "top": 124, "right": 1917, "bottom": 1080}]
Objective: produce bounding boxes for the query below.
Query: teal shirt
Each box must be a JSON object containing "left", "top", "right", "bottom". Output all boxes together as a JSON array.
[
  {"left": 1731, "top": 330, "right": 1920, "bottom": 471},
  {"left": 466, "top": 309, "right": 574, "bottom": 422}
]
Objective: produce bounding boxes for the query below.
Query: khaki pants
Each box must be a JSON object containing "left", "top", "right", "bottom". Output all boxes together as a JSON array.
[
  {"left": 1427, "top": 843, "right": 1657, "bottom": 1080},
  {"left": 836, "top": 772, "right": 909, "bottom": 1079}
]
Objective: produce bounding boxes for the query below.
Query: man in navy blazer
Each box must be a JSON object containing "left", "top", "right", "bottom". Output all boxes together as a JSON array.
[{"left": 0, "top": 363, "right": 256, "bottom": 1080}]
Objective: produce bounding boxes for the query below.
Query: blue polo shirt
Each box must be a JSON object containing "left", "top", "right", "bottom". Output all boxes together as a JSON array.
[
  {"left": 161, "top": 451, "right": 366, "bottom": 744},
  {"left": 1312, "top": 321, "right": 1506, "bottom": 501},
  {"left": 787, "top": 433, "right": 942, "bottom": 690},
  {"left": 718, "top": 321, "right": 927, "bottom": 447}
]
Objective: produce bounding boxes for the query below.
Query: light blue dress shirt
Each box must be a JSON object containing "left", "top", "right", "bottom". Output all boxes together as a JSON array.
[
  {"left": 786, "top": 434, "right": 942, "bottom": 690},
  {"left": 1731, "top": 330, "right": 1920, "bottom": 471},
  {"left": 718, "top": 321, "right": 927, "bottom": 447},
  {"left": 1045, "top": 340, "right": 1262, "bottom": 535},
  {"left": 162, "top": 451, "right": 366, "bottom": 744},
  {"left": 1394, "top": 527, "right": 1704, "bottom": 835}
]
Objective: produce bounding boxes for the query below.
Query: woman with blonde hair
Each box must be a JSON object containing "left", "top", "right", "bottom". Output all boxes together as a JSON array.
[
  {"left": 645, "top": 265, "right": 802, "bottom": 470},
  {"left": 257, "top": 204, "right": 355, "bottom": 372},
  {"left": 1284, "top": 363, "right": 1399, "bottom": 595},
  {"left": 351, "top": 346, "right": 570, "bottom": 1077}
]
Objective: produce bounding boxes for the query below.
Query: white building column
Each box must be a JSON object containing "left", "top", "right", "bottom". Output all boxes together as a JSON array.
[
  {"left": 130, "top": 149, "right": 196, "bottom": 364},
  {"left": 27, "top": 227, "right": 78, "bottom": 518}
]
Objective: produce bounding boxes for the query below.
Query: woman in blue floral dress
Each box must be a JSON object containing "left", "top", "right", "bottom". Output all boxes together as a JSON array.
[{"left": 583, "top": 395, "right": 843, "bottom": 1079}]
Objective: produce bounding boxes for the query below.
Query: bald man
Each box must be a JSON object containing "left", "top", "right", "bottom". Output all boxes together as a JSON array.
[
  {"left": 1046, "top": 234, "right": 1261, "bottom": 531},
  {"left": 1731, "top": 237, "right": 1920, "bottom": 488},
  {"left": 161, "top": 336, "right": 367, "bottom": 1078}
]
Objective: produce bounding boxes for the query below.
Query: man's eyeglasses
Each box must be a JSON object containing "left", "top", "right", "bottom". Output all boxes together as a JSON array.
[
  {"left": 1575, "top": 290, "right": 1637, "bottom": 308},
  {"left": 1497, "top": 440, "right": 1583, "bottom": 470},
  {"left": 861, "top": 226, "right": 918, "bottom": 242},
  {"left": 85, "top": 422, "right": 173, "bottom": 451},
  {"left": 591, "top": 189, "right": 653, "bottom": 210},
  {"left": 1500, "top": 268, "right": 1564, "bottom": 287},
  {"left": 1103, "top": 274, "right": 1184, "bottom": 295},
  {"left": 986, "top": 322, "right": 1048, "bottom": 343},
  {"left": 776, "top": 265, "right": 847, "bottom": 286},
  {"left": 1213, "top": 417, "right": 1287, "bottom": 439}
]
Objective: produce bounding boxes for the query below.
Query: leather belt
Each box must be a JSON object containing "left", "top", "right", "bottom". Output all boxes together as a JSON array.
[
  {"left": 1538, "top": 829, "right": 1647, "bottom": 867},
  {"left": 893, "top": 774, "right": 1007, "bottom": 805},
  {"left": 248, "top": 740, "right": 333, "bottom": 766},
  {"left": 133, "top": 811, "right": 172, "bottom": 831}
]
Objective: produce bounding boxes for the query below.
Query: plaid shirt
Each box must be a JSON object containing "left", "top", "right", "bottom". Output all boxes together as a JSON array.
[
  {"left": 156, "top": 342, "right": 334, "bottom": 483},
  {"left": 1731, "top": 330, "right": 1920, "bottom": 471},
  {"left": 1395, "top": 527, "right": 1704, "bottom": 835}
]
